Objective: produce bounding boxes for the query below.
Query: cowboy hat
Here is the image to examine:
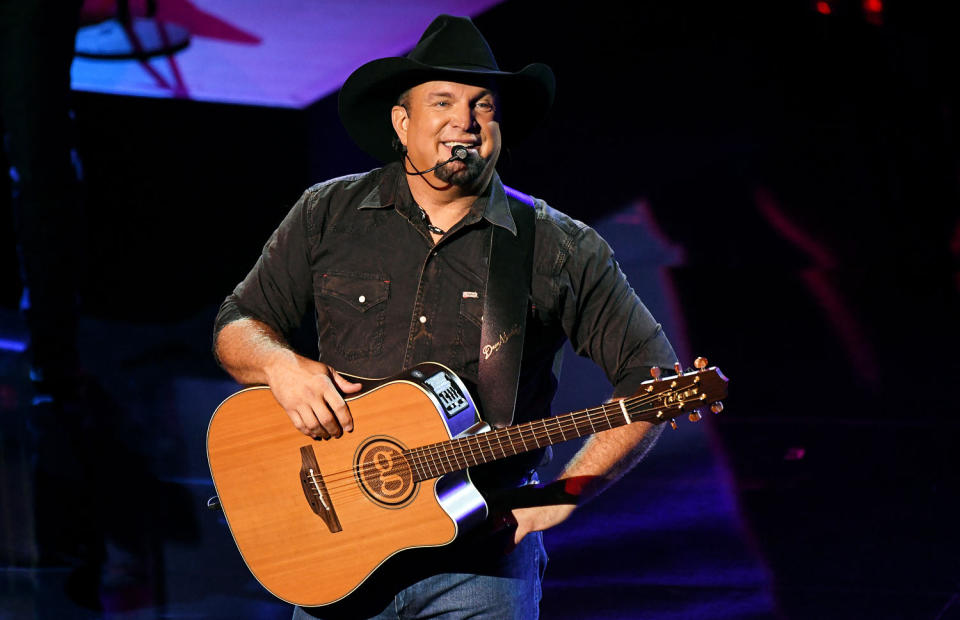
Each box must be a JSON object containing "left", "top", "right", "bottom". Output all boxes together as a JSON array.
[{"left": 338, "top": 14, "right": 555, "bottom": 163}]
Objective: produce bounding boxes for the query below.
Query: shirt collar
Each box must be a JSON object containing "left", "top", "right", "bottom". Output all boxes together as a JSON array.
[{"left": 357, "top": 162, "right": 518, "bottom": 236}]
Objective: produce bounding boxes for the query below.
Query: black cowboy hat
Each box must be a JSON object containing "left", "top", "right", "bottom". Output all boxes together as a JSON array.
[{"left": 338, "top": 14, "right": 555, "bottom": 163}]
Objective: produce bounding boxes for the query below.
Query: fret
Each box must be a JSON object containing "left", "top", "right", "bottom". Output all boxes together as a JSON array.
[
  {"left": 467, "top": 437, "right": 479, "bottom": 467},
  {"left": 435, "top": 442, "right": 453, "bottom": 476},
  {"left": 482, "top": 433, "right": 495, "bottom": 465},
  {"left": 409, "top": 448, "right": 424, "bottom": 479},
  {"left": 444, "top": 443, "right": 458, "bottom": 473},
  {"left": 416, "top": 446, "right": 428, "bottom": 478},
  {"left": 571, "top": 414, "right": 583, "bottom": 437},
  {"left": 600, "top": 403, "right": 614, "bottom": 429},
  {"left": 494, "top": 430, "right": 508, "bottom": 458},
  {"left": 514, "top": 425, "right": 529, "bottom": 452},
  {"left": 524, "top": 423, "right": 541, "bottom": 448},
  {"left": 405, "top": 373, "right": 701, "bottom": 480},
  {"left": 455, "top": 438, "right": 470, "bottom": 469},
  {"left": 421, "top": 447, "right": 436, "bottom": 479},
  {"left": 407, "top": 450, "right": 425, "bottom": 482},
  {"left": 600, "top": 403, "right": 613, "bottom": 430},
  {"left": 417, "top": 449, "right": 430, "bottom": 479}
]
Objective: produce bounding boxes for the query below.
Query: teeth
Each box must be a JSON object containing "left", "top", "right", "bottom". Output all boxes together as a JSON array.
[{"left": 444, "top": 142, "right": 476, "bottom": 147}]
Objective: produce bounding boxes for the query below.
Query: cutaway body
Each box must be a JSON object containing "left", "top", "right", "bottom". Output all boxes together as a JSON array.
[
  {"left": 208, "top": 359, "right": 729, "bottom": 607},
  {"left": 206, "top": 363, "right": 488, "bottom": 607}
]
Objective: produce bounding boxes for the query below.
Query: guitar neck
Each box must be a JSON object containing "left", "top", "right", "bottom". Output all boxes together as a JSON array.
[
  {"left": 404, "top": 402, "right": 626, "bottom": 481},
  {"left": 402, "top": 367, "right": 721, "bottom": 482}
]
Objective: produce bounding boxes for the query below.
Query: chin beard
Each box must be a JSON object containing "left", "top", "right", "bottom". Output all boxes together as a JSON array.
[{"left": 433, "top": 152, "right": 487, "bottom": 187}]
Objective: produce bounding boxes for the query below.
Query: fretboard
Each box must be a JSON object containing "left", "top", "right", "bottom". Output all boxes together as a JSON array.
[{"left": 403, "top": 398, "right": 639, "bottom": 482}]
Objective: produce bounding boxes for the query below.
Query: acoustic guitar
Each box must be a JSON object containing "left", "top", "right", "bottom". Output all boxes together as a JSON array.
[{"left": 206, "top": 358, "right": 728, "bottom": 607}]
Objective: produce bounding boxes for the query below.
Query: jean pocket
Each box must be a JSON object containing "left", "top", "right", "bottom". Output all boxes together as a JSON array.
[{"left": 316, "top": 272, "right": 390, "bottom": 361}]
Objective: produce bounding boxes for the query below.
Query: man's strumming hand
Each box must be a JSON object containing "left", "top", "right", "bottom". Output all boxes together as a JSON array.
[{"left": 265, "top": 352, "right": 362, "bottom": 440}]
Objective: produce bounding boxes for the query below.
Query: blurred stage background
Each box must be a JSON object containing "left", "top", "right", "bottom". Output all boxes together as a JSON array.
[{"left": 1, "top": 1, "right": 958, "bottom": 618}]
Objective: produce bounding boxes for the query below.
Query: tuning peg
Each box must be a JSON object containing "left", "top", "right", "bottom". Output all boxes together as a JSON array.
[
  {"left": 650, "top": 366, "right": 662, "bottom": 381},
  {"left": 688, "top": 410, "right": 703, "bottom": 422},
  {"left": 669, "top": 419, "right": 678, "bottom": 430},
  {"left": 673, "top": 362, "right": 683, "bottom": 376},
  {"left": 694, "top": 356, "right": 708, "bottom": 370},
  {"left": 710, "top": 401, "right": 724, "bottom": 414}
]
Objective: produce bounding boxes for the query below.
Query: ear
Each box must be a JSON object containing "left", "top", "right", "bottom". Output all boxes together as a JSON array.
[{"left": 391, "top": 105, "right": 409, "bottom": 148}]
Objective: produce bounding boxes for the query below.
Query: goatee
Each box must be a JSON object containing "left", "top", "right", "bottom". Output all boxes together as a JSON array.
[{"left": 433, "top": 151, "right": 486, "bottom": 187}]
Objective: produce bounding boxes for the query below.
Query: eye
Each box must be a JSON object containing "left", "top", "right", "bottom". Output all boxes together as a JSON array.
[{"left": 476, "top": 101, "right": 494, "bottom": 111}]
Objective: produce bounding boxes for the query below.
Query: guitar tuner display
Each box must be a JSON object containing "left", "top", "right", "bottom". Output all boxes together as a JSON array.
[{"left": 423, "top": 371, "right": 469, "bottom": 418}]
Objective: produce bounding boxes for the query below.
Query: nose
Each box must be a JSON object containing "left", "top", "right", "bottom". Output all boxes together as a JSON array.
[{"left": 451, "top": 102, "right": 479, "bottom": 133}]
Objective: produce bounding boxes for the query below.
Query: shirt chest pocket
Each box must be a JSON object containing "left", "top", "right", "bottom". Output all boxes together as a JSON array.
[{"left": 315, "top": 272, "right": 390, "bottom": 361}]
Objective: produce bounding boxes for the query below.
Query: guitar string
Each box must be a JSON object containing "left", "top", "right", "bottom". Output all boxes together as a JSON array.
[
  {"left": 311, "top": 390, "right": 672, "bottom": 489},
  {"left": 321, "top": 376, "right": 711, "bottom": 487},
  {"left": 308, "top": 386, "right": 711, "bottom": 498},
  {"left": 310, "top": 384, "right": 708, "bottom": 492},
  {"left": 300, "top": 396, "right": 692, "bottom": 510},
  {"left": 302, "top": 393, "right": 708, "bottom": 508}
]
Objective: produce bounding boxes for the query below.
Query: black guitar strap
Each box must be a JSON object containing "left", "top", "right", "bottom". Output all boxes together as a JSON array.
[{"left": 477, "top": 188, "right": 536, "bottom": 428}]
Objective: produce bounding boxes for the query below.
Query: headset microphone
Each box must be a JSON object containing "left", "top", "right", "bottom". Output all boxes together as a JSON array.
[{"left": 405, "top": 144, "right": 471, "bottom": 176}]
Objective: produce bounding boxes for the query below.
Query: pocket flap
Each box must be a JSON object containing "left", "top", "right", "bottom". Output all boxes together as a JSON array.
[{"left": 320, "top": 273, "right": 390, "bottom": 313}]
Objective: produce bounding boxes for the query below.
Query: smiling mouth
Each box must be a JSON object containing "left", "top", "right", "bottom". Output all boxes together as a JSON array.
[{"left": 442, "top": 141, "right": 479, "bottom": 154}]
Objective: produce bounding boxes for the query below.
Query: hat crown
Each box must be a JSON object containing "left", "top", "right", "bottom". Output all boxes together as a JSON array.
[{"left": 407, "top": 15, "right": 500, "bottom": 72}]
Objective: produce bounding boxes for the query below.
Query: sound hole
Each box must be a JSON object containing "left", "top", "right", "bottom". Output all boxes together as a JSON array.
[{"left": 356, "top": 439, "right": 415, "bottom": 507}]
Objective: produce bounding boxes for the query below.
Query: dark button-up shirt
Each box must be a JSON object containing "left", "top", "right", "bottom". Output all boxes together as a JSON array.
[{"left": 214, "top": 162, "right": 675, "bottom": 484}]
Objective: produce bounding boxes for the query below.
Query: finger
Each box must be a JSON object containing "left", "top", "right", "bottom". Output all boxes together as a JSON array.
[
  {"left": 323, "top": 388, "right": 354, "bottom": 434},
  {"left": 301, "top": 396, "right": 343, "bottom": 438},
  {"left": 332, "top": 369, "right": 363, "bottom": 393},
  {"left": 294, "top": 407, "right": 330, "bottom": 440},
  {"left": 286, "top": 409, "right": 310, "bottom": 436}
]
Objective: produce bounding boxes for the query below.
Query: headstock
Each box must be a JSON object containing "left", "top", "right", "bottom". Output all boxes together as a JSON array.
[{"left": 631, "top": 357, "right": 729, "bottom": 429}]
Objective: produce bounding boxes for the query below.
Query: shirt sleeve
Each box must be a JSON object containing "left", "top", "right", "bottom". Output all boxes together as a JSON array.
[
  {"left": 556, "top": 223, "right": 677, "bottom": 399},
  {"left": 213, "top": 190, "right": 316, "bottom": 346}
]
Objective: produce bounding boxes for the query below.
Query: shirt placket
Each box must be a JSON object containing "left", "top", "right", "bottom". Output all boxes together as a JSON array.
[{"left": 403, "top": 247, "right": 442, "bottom": 369}]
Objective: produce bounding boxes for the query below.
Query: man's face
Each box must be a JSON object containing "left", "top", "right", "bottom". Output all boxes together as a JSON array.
[{"left": 391, "top": 80, "right": 498, "bottom": 187}]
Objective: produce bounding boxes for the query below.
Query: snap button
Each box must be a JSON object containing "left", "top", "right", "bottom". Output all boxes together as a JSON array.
[
  {"left": 419, "top": 315, "right": 427, "bottom": 324},
  {"left": 358, "top": 295, "right": 366, "bottom": 303}
]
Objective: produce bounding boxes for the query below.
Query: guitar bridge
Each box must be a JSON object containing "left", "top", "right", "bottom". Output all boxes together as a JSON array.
[{"left": 299, "top": 446, "right": 342, "bottom": 533}]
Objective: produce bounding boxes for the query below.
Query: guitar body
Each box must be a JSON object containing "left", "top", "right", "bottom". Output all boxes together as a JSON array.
[
  {"left": 208, "top": 356, "right": 730, "bottom": 608},
  {"left": 206, "top": 363, "right": 489, "bottom": 607}
]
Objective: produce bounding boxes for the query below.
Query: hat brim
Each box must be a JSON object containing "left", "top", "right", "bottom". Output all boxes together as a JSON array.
[{"left": 339, "top": 57, "right": 555, "bottom": 163}]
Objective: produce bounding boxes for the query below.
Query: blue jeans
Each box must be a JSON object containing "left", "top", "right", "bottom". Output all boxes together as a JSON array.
[{"left": 292, "top": 531, "right": 547, "bottom": 619}]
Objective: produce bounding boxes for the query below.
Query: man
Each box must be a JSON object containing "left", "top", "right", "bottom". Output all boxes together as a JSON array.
[{"left": 214, "top": 15, "right": 676, "bottom": 619}]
